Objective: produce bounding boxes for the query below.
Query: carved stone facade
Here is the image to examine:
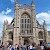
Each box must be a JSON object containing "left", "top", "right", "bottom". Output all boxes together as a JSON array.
[{"left": 2, "top": 0, "right": 50, "bottom": 46}]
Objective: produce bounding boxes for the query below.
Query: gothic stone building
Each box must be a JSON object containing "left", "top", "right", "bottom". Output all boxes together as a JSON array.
[{"left": 2, "top": 0, "right": 50, "bottom": 46}]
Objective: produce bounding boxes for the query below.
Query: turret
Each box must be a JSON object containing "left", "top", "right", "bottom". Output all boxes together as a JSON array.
[
  {"left": 15, "top": 0, "right": 20, "bottom": 10},
  {"left": 31, "top": 0, "right": 36, "bottom": 18},
  {"left": 4, "top": 19, "right": 8, "bottom": 25},
  {"left": 43, "top": 20, "right": 47, "bottom": 30},
  {"left": 43, "top": 20, "right": 47, "bottom": 42},
  {"left": 3, "top": 19, "right": 8, "bottom": 31},
  {"left": 31, "top": 0, "right": 35, "bottom": 9},
  {"left": 31, "top": 0, "right": 37, "bottom": 27}
]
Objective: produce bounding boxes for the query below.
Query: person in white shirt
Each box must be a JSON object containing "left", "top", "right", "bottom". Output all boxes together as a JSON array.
[
  {"left": 29, "top": 45, "right": 33, "bottom": 50},
  {"left": 41, "top": 45, "right": 44, "bottom": 50},
  {"left": 15, "top": 44, "right": 18, "bottom": 50},
  {"left": 8, "top": 45, "right": 12, "bottom": 50}
]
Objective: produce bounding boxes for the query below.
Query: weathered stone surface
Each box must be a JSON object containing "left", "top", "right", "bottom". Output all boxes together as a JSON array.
[{"left": 2, "top": 0, "right": 50, "bottom": 46}]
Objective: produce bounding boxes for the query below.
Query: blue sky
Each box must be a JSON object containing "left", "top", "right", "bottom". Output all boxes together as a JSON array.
[{"left": 0, "top": 0, "right": 50, "bottom": 39}]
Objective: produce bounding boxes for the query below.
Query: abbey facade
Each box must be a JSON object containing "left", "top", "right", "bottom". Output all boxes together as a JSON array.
[{"left": 2, "top": 0, "right": 50, "bottom": 46}]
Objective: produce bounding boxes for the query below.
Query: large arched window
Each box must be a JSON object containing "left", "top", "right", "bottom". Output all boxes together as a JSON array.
[
  {"left": 38, "top": 31, "right": 43, "bottom": 39},
  {"left": 8, "top": 31, "right": 13, "bottom": 45},
  {"left": 20, "top": 13, "right": 32, "bottom": 35},
  {"left": 9, "top": 31, "right": 13, "bottom": 40}
]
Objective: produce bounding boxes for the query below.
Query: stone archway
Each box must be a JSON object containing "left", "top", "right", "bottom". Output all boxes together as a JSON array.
[
  {"left": 8, "top": 31, "right": 13, "bottom": 45},
  {"left": 20, "top": 12, "right": 33, "bottom": 35},
  {"left": 24, "top": 38, "right": 30, "bottom": 45},
  {"left": 38, "top": 31, "right": 44, "bottom": 45},
  {"left": 38, "top": 31, "right": 43, "bottom": 39}
]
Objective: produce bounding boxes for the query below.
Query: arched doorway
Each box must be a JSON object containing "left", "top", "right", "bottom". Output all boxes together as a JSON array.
[
  {"left": 38, "top": 31, "right": 43, "bottom": 45},
  {"left": 38, "top": 31, "right": 43, "bottom": 39},
  {"left": 8, "top": 31, "right": 13, "bottom": 45},
  {"left": 24, "top": 38, "right": 30, "bottom": 45}
]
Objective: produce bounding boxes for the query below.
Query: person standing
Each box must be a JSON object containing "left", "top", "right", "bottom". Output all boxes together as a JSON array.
[
  {"left": 21, "top": 45, "right": 26, "bottom": 50},
  {"left": 11, "top": 45, "right": 14, "bottom": 50},
  {"left": 26, "top": 45, "right": 29, "bottom": 50},
  {"left": 15, "top": 44, "right": 18, "bottom": 50},
  {"left": 32, "top": 45, "right": 36, "bottom": 50},
  {"left": 29, "top": 45, "right": 33, "bottom": 50},
  {"left": 2, "top": 46, "right": 7, "bottom": 50},
  {"left": 41, "top": 45, "right": 44, "bottom": 50},
  {"left": 8, "top": 45, "right": 12, "bottom": 50},
  {"left": 17, "top": 44, "right": 20, "bottom": 50}
]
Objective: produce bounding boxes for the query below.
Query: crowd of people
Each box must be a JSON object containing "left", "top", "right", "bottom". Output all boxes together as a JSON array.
[
  {"left": 0, "top": 42, "right": 46, "bottom": 50},
  {"left": 0, "top": 41, "right": 48, "bottom": 50}
]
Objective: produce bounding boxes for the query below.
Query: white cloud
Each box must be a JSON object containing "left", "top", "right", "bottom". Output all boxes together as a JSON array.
[
  {"left": 0, "top": 8, "right": 13, "bottom": 23},
  {"left": 10, "top": 0, "right": 15, "bottom": 2},
  {"left": 0, "top": 14, "right": 13, "bottom": 23},
  {"left": 5, "top": 8, "right": 12, "bottom": 14},
  {"left": 1, "top": 8, "right": 12, "bottom": 15},
  {"left": 1, "top": 11, "right": 5, "bottom": 15},
  {"left": 48, "top": 11, "right": 50, "bottom": 13},
  {"left": 36, "top": 11, "right": 50, "bottom": 31},
  {"left": 0, "top": 9, "right": 13, "bottom": 38}
]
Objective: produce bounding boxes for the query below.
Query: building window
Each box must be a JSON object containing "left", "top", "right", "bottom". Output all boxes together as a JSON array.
[
  {"left": 28, "top": 19, "right": 29, "bottom": 23},
  {"left": 20, "top": 13, "right": 33, "bottom": 34},
  {"left": 38, "top": 31, "right": 43, "bottom": 39},
  {"left": 22, "top": 19, "right": 23, "bottom": 23},
  {"left": 22, "top": 24, "right": 23, "bottom": 28},
  {"left": 9, "top": 31, "right": 13, "bottom": 40},
  {"left": 25, "top": 19, "right": 26, "bottom": 23}
]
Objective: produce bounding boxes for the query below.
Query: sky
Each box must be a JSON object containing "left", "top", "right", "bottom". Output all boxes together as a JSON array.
[{"left": 0, "top": 0, "right": 50, "bottom": 39}]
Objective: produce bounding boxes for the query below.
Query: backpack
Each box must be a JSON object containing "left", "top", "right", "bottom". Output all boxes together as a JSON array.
[
  {"left": 17, "top": 45, "right": 20, "bottom": 49},
  {"left": 11, "top": 47, "right": 14, "bottom": 50}
]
